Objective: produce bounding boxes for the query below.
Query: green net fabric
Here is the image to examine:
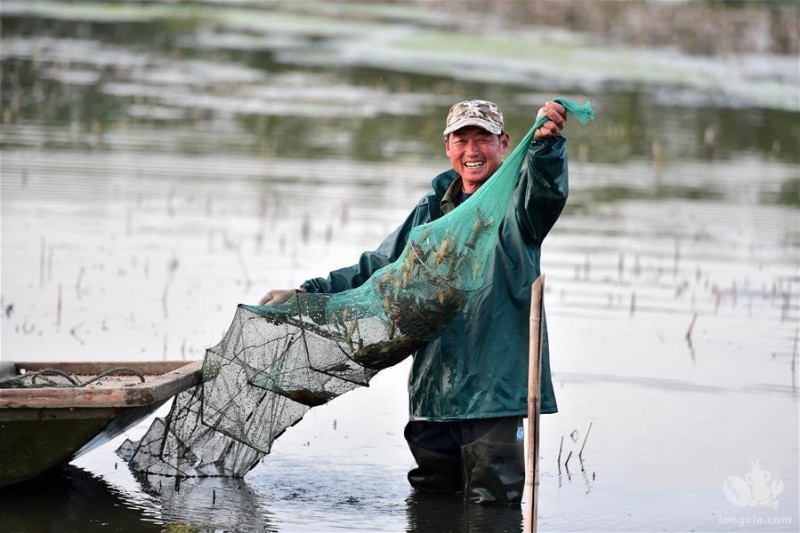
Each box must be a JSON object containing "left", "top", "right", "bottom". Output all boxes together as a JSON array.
[{"left": 119, "top": 98, "right": 594, "bottom": 477}]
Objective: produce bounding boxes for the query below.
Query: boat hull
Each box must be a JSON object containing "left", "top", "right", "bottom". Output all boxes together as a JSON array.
[{"left": 0, "top": 360, "right": 202, "bottom": 487}]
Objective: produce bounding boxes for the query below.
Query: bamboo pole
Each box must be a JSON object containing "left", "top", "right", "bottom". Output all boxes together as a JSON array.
[{"left": 524, "top": 275, "right": 545, "bottom": 533}]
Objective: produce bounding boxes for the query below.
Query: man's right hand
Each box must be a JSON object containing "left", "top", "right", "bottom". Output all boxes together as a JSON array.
[
  {"left": 534, "top": 101, "right": 567, "bottom": 139},
  {"left": 258, "top": 288, "right": 305, "bottom": 306}
]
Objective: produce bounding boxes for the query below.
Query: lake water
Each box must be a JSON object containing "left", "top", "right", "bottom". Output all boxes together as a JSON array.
[{"left": 1, "top": 2, "right": 798, "bottom": 531}]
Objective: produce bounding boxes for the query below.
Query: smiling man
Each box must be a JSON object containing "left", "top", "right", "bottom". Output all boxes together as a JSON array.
[
  {"left": 260, "top": 99, "right": 569, "bottom": 506},
  {"left": 443, "top": 100, "right": 510, "bottom": 194}
]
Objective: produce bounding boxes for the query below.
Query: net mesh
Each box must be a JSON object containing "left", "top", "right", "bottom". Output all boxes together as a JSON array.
[{"left": 118, "top": 98, "right": 594, "bottom": 477}]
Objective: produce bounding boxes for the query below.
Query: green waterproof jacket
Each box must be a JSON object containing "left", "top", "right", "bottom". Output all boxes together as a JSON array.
[{"left": 301, "top": 134, "right": 568, "bottom": 421}]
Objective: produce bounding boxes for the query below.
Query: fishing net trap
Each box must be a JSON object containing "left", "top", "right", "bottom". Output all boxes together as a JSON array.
[{"left": 118, "top": 97, "right": 595, "bottom": 478}]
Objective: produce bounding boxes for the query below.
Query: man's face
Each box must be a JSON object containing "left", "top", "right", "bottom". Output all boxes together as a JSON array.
[{"left": 445, "top": 126, "right": 510, "bottom": 193}]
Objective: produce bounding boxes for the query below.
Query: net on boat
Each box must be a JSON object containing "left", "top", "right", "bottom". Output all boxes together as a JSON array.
[{"left": 118, "top": 98, "right": 594, "bottom": 477}]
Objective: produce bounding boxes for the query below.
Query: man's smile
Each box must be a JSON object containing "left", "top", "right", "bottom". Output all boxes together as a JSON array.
[{"left": 464, "top": 161, "right": 484, "bottom": 169}]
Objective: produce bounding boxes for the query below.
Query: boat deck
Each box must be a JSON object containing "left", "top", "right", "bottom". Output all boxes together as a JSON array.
[{"left": 0, "top": 361, "right": 203, "bottom": 409}]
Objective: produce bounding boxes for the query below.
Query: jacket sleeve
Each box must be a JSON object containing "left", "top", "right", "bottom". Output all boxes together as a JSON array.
[
  {"left": 300, "top": 201, "right": 427, "bottom": 294},
  {"left": 515, "top": 134, "right": 569, "bottom": 244}
]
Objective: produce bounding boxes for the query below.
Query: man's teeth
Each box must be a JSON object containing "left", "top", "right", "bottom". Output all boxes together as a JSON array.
[{"left": 464, "top": 161, "right": 484, "bottom": 168}]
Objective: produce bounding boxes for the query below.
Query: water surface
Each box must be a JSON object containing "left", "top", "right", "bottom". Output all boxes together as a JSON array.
[{"left": 1, "top": 3, "right": 798, "bottom": 531}]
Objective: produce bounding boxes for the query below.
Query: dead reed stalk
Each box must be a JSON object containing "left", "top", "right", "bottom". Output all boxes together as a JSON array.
[
  {"left": 792, "top": 325, "right": 798, "bottom": 379},
  {"left": 686, "top": 313, "right": 698, "bottom": 341},
  {"left": 579, "top": 422, "right": 593, "bottom": 460},
  {"left": 56, "top": 284, "right": 62, "bottom": 327}
]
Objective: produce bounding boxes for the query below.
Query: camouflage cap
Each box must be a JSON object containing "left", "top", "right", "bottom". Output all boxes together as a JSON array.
[{"left": 443, "top": 99, "right": 504, "bottom": 136}]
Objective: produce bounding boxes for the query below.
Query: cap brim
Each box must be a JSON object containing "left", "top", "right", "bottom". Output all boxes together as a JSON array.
[{"left": 443, "top": 117, "right": 502, "bottom": 136}]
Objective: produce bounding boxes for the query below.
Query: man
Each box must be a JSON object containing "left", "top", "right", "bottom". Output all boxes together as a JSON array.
[{"left": 260, "top": 99, "right": 568, "bottom": 505}]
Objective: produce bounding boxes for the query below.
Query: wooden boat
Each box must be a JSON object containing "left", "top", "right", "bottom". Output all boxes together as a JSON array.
[{"left": 0, "top": 360, "right": 202, "bottom": 488}]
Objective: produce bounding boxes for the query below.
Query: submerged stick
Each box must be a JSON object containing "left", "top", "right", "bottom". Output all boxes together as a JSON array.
[
  {"left": 70, "top": 322, "right": 84, "bottom": 345},
  {"left": 525, "top": 275, "right": 545, "bottom": 533},
  {"left": 75, "top": 267, "right": 84, "bottom": 300}
]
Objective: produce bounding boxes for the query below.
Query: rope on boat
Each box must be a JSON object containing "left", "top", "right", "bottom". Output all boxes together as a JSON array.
[{"left": 0, "top": 367, "right": 147, "bottom": 389}]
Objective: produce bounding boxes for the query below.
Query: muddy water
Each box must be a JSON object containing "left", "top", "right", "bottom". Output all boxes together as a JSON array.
[{"left": 1, "top": 3, "right": 798, "bottom": 532}]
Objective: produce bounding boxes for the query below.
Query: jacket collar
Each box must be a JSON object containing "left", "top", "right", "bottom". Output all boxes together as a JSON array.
[
  {"left": 440, "top": 175, "right": 464, "bottom": 215},
  {"left": 431, "top": 169, "right": 459, "bottom": 198},
  {"left": 431, "top": 169, "right": 462, "bottom": 215}
]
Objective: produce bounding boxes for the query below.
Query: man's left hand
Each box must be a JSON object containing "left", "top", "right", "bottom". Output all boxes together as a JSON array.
[{"left": 534, "top": 101, "right": 567, "bottom": 139}]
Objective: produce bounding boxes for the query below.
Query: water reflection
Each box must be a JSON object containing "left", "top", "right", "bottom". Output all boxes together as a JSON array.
[
  {"left": 0, "top": 465, "right": 162, "bottom": 532},
  {"left": 137, "top": 473, "right": 276, "bottom": 532},
  {"left": 405, "top": 492, "right": 523, "bottom": 533}
]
